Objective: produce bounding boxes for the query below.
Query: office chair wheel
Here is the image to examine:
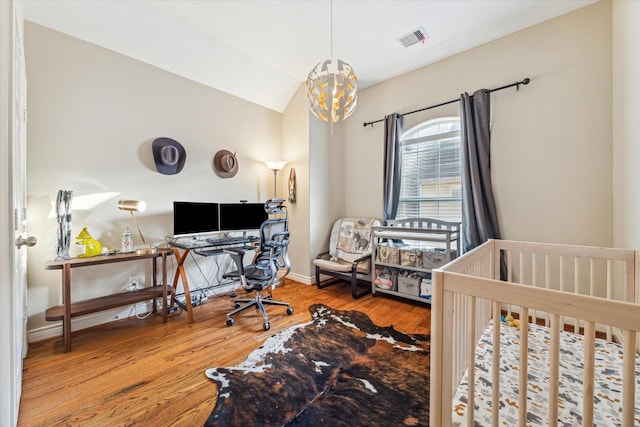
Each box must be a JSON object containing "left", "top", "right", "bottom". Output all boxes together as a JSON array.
[
  {"left": 286, "top": 307, "right": 294, "bottom": 315},
  {"left": 263, "top": 321, "right": 270, "bottom": 331},
  {"left": 234, "top": 303, "right": 241, "bottom": 309},
  {"left": 226, "top": 318, "right": 235, "bottom": 327}
]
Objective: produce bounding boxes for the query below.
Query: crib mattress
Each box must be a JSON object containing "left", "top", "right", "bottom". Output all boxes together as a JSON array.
[{"left": 452, "top": 320, "right": 640, "bottom": 426}]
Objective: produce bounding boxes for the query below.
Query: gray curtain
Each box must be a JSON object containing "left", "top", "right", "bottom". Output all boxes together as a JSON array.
[
  {"left": 383, "top": 113, "right": 403, "bottom": 223},
  {"left": 460, "top": 89, "right": 501, "bottom": 253}
]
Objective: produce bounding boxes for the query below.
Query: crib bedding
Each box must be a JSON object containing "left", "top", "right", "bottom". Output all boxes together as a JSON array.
[{"left": 452, "top": 320, "right": 640, "bottom": 426}]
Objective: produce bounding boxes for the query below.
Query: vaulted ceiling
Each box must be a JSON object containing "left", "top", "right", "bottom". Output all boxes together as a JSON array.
[{"left": 23, "top": 0, "right": 597, "bottom": 112}]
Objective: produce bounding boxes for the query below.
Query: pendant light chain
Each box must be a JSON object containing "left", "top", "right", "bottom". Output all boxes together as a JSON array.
[{"left": 330, "top": 0, "right": 334, "bottom": 61}]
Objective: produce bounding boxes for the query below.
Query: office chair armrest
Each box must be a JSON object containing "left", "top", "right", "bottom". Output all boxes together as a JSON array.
[
  {"left": 345, "top": 254, "right": 372, "bottom": 273},
  {"left": 224, "top": 248, "right": 247, "bottom": 276},
  {"left": 352, "top": 254, "right": 371, "bottom": 264},
  {"left": 224, "top": 247, "right": 246, "bottom": 256}
]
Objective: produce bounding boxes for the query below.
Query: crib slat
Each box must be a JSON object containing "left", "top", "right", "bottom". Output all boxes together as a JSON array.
[
  {"left": 559, "top": 255, "right": 565, "bottom": 327},
  {"left": 506, "top": 250, "right": 513, "bottom": 317},
  {"left": 549, "top": 314, "right": 560, "bottom": 427},
  {"left": 606, "top": 259, "right": 613, "bottom": 341},
  {"left": 589, "top": 258, "right": 595, "bottom": 297},
  {"left": 622, "top": 329, "right": 636, "bottom": 426},
  {"left": 582, "top": 321, "right": 595, "bottom": 426},
  {"left": 467, "top": 297, "right": 476, "bottom": 427},
  {"left": 625, "top": 259, "right": 634, "bottom": 303},
  {"left": 545, "top": 254, "right": 551, "bottom": 327},
  {"left": 492, "top": 302, "right": 501, "bottom": 427},
  {"left": 518, "top": 307, "right": 528, "bottom": 427},
  {"left": 573, "top": 257, "right": 579, "bottom": 333},
  {"left": 440, "top": 287, "right": 454, "bottom": 427},
  {"left": 532, "top": 253, "right": 538, "bottom": 325}
]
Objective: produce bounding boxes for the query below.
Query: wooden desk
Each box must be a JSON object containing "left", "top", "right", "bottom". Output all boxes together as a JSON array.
[
  {"left": 45, "top": 248, "right": 173, "bottom": 352},
  {"left": 170, "top": 246, "right": 195, "bottom": 324}
]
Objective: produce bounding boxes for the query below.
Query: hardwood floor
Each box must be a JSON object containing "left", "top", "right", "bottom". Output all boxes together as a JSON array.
[{"left": 18, "top": 280, "right": 431, "bottom": 426}]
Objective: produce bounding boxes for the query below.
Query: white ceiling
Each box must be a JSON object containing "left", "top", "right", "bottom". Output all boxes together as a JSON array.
[{"left": 23, "top": 0, "right": 597, "bottom": 113}]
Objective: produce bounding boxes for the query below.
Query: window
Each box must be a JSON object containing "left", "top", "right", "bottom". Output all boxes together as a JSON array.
[{"left": 397, "top": 117, "right": 461, "bottom": 222}]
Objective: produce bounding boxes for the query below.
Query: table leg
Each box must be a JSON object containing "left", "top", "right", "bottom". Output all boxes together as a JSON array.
[
  {"left": 62, "top": 263, "right": 72, "bottom": 352},
  {"left": 152, "top": 256, "right": 158, "bottom": 314},
  {"left": 161, "top": 251, "right": 168, "bottom": 323},
  {"left": 171, "top": 248, "right": 194, "bottom": 324}
]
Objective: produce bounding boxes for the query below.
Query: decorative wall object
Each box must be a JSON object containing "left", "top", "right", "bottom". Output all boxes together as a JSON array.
[
  {"left": 152, "top": 137, "right": 186, "bottom": 175},
  {"left": 288, "top": 168, "right": 297, "bottom": 204},
  {"left": 54, "top": 189, "right": 73, "bottom": 261},
  {"left": 75, "top": 227, "right": 103, "bottom": 257},
  {"left": 213, "top": 150, "right": 239, "bottom": 178}
]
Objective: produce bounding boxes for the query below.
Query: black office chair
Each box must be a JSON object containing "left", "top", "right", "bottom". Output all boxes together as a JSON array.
[{"left": 224, "top": 199, "right": 293, "bottom": 331}]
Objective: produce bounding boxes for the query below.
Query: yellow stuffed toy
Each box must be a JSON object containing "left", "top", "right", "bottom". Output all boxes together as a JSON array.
[
  {"left": 504, "top": 314, "right": 521, "bottom": 328},
  {"left": 75, "top": 227, "right": 102, "bottom": 257}
]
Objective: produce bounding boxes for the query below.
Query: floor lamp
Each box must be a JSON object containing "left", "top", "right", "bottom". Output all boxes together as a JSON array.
[{"left": 265, "top": 161, "right": 287, "bottom": 198}]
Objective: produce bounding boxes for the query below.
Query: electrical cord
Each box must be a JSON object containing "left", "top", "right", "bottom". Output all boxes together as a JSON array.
[{"left": 159, "top": 234, "right": 255, "bottom": 309}]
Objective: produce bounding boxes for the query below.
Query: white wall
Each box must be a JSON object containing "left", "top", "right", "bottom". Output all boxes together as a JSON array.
[
  {"left": 343, "top": 1, "right": 613, "bottom": 247},
  {"left": 612, "top": 0, "right": 640, "bottom": 251},
  {"left": 282, "top": 85, "right": 312, "bottom": 281},
  {"left": 25, "top": 22, "right": 282, "bottom": 335}
]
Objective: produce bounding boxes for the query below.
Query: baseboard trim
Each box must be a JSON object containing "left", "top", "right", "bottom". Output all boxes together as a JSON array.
[
  {"left": 285, "top": 272, "right": 337, "bottom": 285},
  {"left": 286, "top": 272, "right": 313, "bottom": 285}
]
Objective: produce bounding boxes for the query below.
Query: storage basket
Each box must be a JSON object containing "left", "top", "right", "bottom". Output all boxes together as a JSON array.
[
  {"left": 420, "top": 278, "right": 432, "bottom": 300},
  {"left": 376, "top": 245, "right": 400, "bottom": 264},
  {"left": 397, "top": 274, "right": 421, "bottom": 296},
  {"left": 423, "top": 250, "right": 449, "bottom": 269},
  {"left": 400, "top": 249, "right": 424, "bottom": 267},
  {"left": 374, "top": 267, "right": 396, "bottom": 291}
]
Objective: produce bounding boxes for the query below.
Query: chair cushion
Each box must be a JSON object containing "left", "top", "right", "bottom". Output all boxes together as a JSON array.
[{"left": 313, "top": 258, "right": 370, "bottom": 274}]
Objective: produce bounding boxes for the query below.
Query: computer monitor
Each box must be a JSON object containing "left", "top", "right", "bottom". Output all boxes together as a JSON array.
[
  {"left": 219, "top": 203, "right": 268, "bottom": 231},
  {"left": 172, "top": 201, "right": 220, "bottom": 237}
]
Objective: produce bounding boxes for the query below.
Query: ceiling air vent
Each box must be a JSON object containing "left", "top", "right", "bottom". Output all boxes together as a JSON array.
[{"left": 397, "top": 26, "right": 429, "bottom": 48}]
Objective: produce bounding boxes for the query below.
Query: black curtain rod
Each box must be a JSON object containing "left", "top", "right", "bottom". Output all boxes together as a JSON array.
[{"left": 362, "top": 77, "right": 531, "bottom": 127}]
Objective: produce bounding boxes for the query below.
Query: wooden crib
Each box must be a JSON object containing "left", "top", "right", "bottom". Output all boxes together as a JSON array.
[{"left": 430, "top": 239, "right": 640, "bottom": 426}]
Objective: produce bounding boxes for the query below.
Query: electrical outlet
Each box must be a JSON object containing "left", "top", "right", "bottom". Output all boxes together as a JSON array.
[{"left": 128, "top": 276, "right": 139, "bottom": 291}]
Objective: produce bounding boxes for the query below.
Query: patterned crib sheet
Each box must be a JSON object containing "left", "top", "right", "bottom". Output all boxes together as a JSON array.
[{"left": 452, "top": 320, "right": 640, "bottom": 426}]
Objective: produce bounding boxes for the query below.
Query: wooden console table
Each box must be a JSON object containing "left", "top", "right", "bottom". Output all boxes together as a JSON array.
[{"left": 45, "top": 248, "right": 173, "bottom": 352}]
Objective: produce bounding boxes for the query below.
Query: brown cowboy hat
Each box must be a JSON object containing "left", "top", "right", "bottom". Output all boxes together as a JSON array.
[
  {"left": 152, "top": 137, "right": 186, "bottom": 175},
  {"left": 213, "top": 150, "right": 239, "bottom": 178}
]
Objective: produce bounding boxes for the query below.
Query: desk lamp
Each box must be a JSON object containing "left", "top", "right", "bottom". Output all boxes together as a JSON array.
[
  {"left": 117, "top": 200, "right": 156, "bottom": 254},
  {"left": 265, "top": 161, "right": 287, "bottom": 198}
]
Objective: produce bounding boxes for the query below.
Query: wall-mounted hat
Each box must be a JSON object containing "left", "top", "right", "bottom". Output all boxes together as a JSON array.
[
  {"left": 213, "top": 150, "right": 239, "bottom": 178},
  {"left": 152, "top": 137, "right": 186, "bottom": 175}
]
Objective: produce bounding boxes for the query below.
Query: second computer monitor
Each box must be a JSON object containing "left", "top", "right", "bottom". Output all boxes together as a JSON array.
[{"left": 219, "top": 203, "right": 268, "bottom": 231}]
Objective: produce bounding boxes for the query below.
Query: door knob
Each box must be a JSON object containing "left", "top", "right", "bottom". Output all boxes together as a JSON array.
[{"left": 15, "top": 236, "right": 37, "bottom": 248}]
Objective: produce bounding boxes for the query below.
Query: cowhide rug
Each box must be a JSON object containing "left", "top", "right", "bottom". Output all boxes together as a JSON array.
[{"left": 204, "top": 303, "right": 430, "bottom": 426}]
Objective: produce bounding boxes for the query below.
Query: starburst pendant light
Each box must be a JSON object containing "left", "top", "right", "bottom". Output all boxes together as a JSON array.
[{"left": 306, "top": 0, "right": 357, "bottom": 125}]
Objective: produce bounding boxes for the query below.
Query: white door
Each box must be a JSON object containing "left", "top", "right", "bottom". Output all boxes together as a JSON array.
[{"left": 1, "top": 1, "right": 31, "bottom": 425}]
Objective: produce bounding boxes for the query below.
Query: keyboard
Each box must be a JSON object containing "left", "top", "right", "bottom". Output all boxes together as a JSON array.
[{"left": 205, "top": 236, "right": 248, "bottom": 246}]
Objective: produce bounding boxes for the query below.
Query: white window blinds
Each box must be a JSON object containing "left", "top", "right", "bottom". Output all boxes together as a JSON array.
[{"left": 398, "top": 118, "right": 461, "bottom": 222}]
